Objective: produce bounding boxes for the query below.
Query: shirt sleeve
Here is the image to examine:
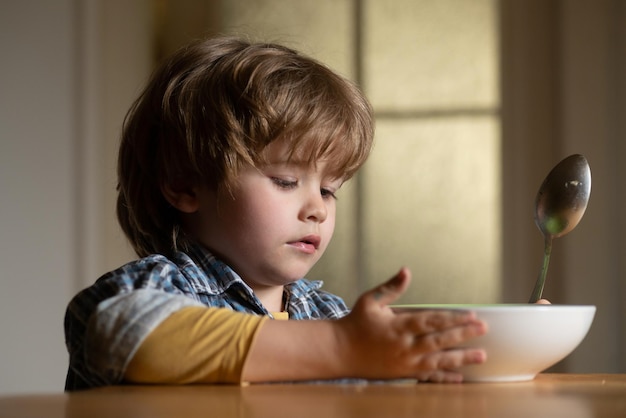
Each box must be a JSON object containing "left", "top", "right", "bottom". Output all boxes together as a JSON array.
[
  {"left": 124, "top": 306, "right": 268, "bottom": 384},
  {"left": 69, "top": 289, "right": 204, "bottom": 389},
  {"left": 64, "top": 255, "right": 211, "bottom": 390}
]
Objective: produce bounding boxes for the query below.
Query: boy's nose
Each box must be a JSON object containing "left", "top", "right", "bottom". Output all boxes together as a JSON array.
[{"left": 301, "top": 192, "right": 328, "bottom": 223}]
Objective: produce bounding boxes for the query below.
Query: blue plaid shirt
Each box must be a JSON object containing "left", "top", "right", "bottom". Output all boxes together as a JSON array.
[{"left": 64, "top": 243, "right": 349, "bottom": 391}]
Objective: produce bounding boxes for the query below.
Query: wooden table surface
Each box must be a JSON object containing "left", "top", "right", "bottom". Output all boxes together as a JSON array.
[{"left": 2, "top": 374, "right": 626, "bottom": 418}]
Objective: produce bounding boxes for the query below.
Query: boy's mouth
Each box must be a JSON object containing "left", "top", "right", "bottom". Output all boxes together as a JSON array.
[{"left": 288, "top": 235, "right": 321, "bottom": 253}]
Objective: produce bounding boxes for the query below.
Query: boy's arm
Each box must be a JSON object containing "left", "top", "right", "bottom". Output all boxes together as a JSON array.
[
  {"left": 244, "top": 268, "right": 488, "bottom": 383},
  {"left": 125, "top": 268, "right": 487, "bottom": 384}
]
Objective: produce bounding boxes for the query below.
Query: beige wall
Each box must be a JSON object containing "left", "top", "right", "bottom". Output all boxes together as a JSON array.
[
  {"left": 0, "top": 0, "right": 77, "bottom": 394},
  {"left": 0, "top": 0, "right": 149, "bottom": 394}
]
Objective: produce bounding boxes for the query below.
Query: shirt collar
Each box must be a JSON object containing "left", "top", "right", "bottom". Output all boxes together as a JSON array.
[{"left": 171, "top": 243, "right": 245, "bottom": 293}]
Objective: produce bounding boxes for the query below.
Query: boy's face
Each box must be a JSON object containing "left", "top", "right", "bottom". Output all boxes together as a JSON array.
[{"left": 188, "top": 139, "right": 343, "bottom": 291}]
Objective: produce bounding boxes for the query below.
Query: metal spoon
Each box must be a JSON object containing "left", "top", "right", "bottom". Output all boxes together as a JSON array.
[{"left": 528, "top": 154, "right": 592, "bottom": 303}]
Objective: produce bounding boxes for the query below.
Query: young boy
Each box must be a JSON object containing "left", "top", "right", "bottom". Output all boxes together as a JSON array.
[{"left": 64, "top": 36, "right": 488, "bottom": 391}]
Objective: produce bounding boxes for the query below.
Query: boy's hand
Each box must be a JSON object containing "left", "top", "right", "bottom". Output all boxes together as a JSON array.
[{"left": 335, "top": 268, "right": 488, "bottom": 383}]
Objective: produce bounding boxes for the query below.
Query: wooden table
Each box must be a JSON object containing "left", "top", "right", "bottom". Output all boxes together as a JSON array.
[{"left": 1, "top": 374, "right": 626, "bottom": 418}]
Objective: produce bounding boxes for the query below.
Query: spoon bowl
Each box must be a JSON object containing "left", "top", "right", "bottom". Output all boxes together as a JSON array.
[{"left": 529, "top": 154, "right": 591, "bottom": 302}]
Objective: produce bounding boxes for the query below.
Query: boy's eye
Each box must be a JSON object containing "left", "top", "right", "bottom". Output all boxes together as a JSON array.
[
  {"left": 271, "top": 177, "right": 297, "bottom": 189},
  {"left": 321, "top": 188, "right": 338, "bottom": 200},
  {"left": 270, "top": 176, "right": 338, "bottom": 200}
]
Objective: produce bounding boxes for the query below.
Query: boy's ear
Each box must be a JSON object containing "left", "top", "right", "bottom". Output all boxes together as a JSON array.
[{"left": 161, "top": 183, "right": 199, "bottom": 213}]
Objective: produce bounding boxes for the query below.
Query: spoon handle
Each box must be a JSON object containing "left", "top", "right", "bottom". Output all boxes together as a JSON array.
[{"left": 529, "top": 236, "right": 553, "bottom": 303}]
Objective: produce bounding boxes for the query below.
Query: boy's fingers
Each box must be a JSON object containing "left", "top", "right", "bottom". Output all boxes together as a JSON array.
[
  {"left": 414, "top": 348, "right": 487, "bottom": 381},
  {"left": 411, "top": 320, "right": 488, "bottom": 353},
  {"left": 416, "top": 370, "right": 464, "bottom": 383},
  {"left": 367, "top": 267, "right": 412, "bottom": 306},
  {"left": 402, "top": 310, "right": 482, "bottom": 337}
]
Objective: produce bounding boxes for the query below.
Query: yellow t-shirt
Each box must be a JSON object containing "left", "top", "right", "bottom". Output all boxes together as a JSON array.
[
  {"left": 271, "top": 311, "right": 289, "bottom": 321},
  {"left": 124, "top": 307, "right": 284, "bottom": 384}
]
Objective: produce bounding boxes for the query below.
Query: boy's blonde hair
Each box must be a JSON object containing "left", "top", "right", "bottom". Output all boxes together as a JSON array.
[{"left": 117, "top": 36, "right": 374, "bottom": 257}]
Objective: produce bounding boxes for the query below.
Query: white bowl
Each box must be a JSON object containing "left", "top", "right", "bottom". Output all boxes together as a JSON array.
[{"left": 392, "top": 304, "right": 596, "bottom": 382}]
